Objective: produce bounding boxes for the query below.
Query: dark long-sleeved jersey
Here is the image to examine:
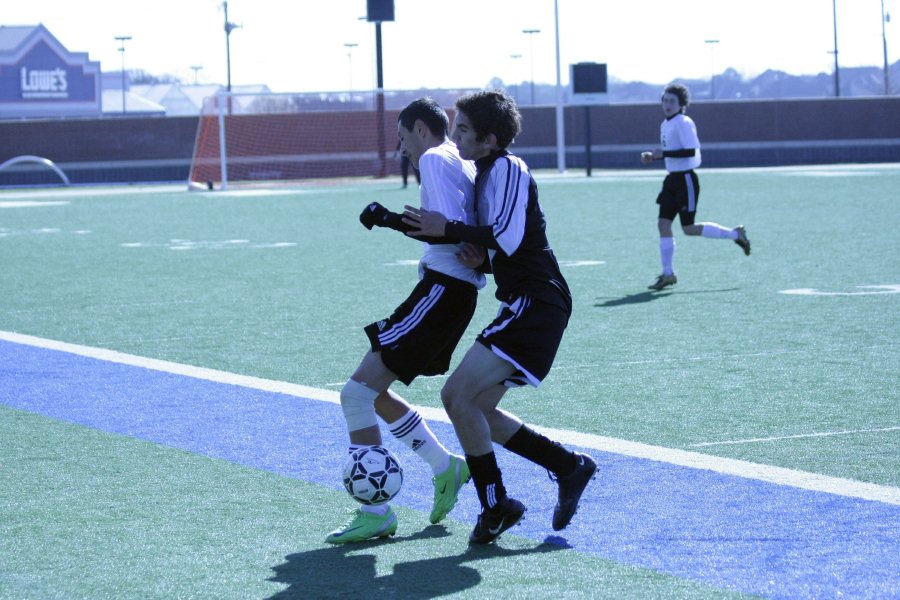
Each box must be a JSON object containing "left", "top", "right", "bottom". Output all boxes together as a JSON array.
[{"left": 445, "top": 150, "right": 571, "bottom": 315}]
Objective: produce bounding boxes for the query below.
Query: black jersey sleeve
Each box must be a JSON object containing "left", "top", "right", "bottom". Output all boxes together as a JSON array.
[{"left": 444, "top": 220, "right": 501, "bottom": 251}]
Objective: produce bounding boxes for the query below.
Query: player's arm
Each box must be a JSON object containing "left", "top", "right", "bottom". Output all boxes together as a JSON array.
[
  {"left": 662, "top": 148, "right": 696, "bottom": 158},
  {"left": 402, "top": 205, "right": 501, "bottom": 250},
  {"left": 359, "top": 202, "right": 458, "bottom": 245},
  {"left": 456, "top": 242, "right": 490, "bottom": 272}
]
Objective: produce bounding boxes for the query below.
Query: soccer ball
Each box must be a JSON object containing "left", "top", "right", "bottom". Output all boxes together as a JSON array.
[{"left": 342, "top": 445, "right": 404, "bottom": 505}]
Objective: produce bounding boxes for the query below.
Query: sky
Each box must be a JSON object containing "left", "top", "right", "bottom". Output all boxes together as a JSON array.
[{"left": 4, "top": 0, "right": 898, "bottom": 93}]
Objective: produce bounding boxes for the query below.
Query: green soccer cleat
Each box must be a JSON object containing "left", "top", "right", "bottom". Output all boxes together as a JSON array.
[
  {"left": 324, "top": 507, "right": 398, "bottom": 544},
  {"left": 430, "top": 455, "right": 471, "bottom": 524}
]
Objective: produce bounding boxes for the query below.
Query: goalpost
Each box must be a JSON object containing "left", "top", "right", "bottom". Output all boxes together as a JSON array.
[
  {"left": 187, "top": 90, "right": 476, "bottom": 190},
  {"left": 188, "top": 91, "right": 392, "bottom": 190}
]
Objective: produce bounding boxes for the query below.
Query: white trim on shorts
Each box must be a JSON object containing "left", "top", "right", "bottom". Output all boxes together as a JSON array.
[{"left": 377, "top": 284, "right": 445, "bottom": 347}]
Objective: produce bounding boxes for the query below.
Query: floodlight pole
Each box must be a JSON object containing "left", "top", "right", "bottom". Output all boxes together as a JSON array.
[
  {"left": 882, "top": 0, "right": 891, "bottom": 95},
  {"left": 510, "top": 54, "right": 522, "bottom": 102},
  {"left": 114, "top": 35, "right": 131, "bottom": 114},
  {"left": 375, "top": 21, "right": 387, "bottom": 177},
  {"left": 553, "top": 0, "right": 565, "bottom": 173},
  {"left": 832, "top": 0, "right": 840, "bottom": 97},
  {"left": 705, "top": 39, "right": 719, "bottom": 99},
  {"left": 344, "top": 43, "right": 358, "bottom": 95},
  {"left": 523, "top": 29, "right": 541, "bottom": 105},
  {"left": 223, "top": 1, "right": 240, "bottom": 93},
  {"left": 190, "top": 65, "right": 202, "bottom": 85}
]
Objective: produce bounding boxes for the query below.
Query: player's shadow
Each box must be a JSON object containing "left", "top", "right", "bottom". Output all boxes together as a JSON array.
[
  {"left": 595, "top": 287, "right": 740, "bottom": 307},
  {"left": 594, "top": 290, "right": 673, "bottom": 307},
  {"left": 266, "top": 526, "right": 567, "bottom": 599}
]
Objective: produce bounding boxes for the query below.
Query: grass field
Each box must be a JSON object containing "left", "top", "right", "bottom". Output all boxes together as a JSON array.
[{"left": 1, "top": 164, "right": 898, "bottom": 599}]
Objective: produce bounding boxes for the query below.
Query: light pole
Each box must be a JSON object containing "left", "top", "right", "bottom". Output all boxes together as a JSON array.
[
  {"left": 705, "top": 39, "right": 719, "bottom": 99},
  {"left": 114, "top": 35, "right": 131, "bottom": 114},
  {"left": 522, "top": 28, "right": 541, "bottom": 105},
  {"left": 190, "top": 65, "right": 203, "bottom": 85},
  {"left": 882, "top": 0, "right": 891, "bottom": 95},
  {"left": 344, "top": 43, "right": 358, "bottom": 95},
  {"left": 832, "top": 0, "right": 840, "bottom": 97},
  {"left": 510, "top": 53, "right": 522, "bottom": 102},
  {"left": 222, "top": 1, "right": 240, "bottom": 92}
]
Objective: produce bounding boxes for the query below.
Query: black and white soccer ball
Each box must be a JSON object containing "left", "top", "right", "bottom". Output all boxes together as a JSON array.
[{"left": 342, "top": 445, "right": 404, "bottom": 505}]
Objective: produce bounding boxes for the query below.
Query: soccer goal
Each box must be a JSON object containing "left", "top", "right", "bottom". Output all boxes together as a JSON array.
[
  {"left": 188, "top": 91, "right": 396, "bottom": 190},
  {"left": 187, "top": 90, "right": 477, "bottom": 190}
]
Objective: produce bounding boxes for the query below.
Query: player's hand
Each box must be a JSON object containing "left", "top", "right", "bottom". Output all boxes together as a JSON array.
[
  {"left": 402, "top": 205, "right": 447, "bottom": 237},
  {"left": 456, "top": 242, "right": 485, "bottom": 268},
  {"left": 360, "top": 202, "right": 389, "bottom": 230},
  {"left": 640, "top": 151, "right": 654, "bottom": 165}
]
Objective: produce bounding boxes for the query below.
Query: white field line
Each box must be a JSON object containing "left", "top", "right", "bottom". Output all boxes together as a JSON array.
[
  {"left": 690, "top": 427, "right": 900, "bottom": 448},
  {"left": 2, "top": 329, "right": 898, "bottom": 507}
]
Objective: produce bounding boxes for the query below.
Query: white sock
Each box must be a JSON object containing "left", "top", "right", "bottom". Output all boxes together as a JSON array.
[
  {"left": 387, "top": 408, "right": 450, "bottom": 475},
  {"left": 360, "top": 503, "right": 390, "bottom": 515},
  {"left": 660, "top": 237, "right": 675, "bottom": 275},
  {"left": 700, "top": 223, "right": 738, "bottom": 239}
]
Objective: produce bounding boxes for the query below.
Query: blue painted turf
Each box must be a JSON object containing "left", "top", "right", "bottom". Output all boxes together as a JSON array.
[{"left": 2, "top": 339, "right": 898, "bottom": 598}]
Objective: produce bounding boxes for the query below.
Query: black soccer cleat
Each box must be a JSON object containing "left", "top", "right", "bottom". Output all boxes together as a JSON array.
[
  {"left": 551, "top": 452, "right": 597, "bottom": 531},
  {"left": 734, "top": 225, "right": 751, "bottom": 256},
  {"left": 469, "top": 496, "right": 526, "bottom": 544}
]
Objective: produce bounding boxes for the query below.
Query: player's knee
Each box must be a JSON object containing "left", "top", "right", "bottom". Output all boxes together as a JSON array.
[
  {"left": 340, "top": 379, "right": 379, "bottom": 432},
  {"left": 440, "top": 384, "right": 468, "bottom": 420}
]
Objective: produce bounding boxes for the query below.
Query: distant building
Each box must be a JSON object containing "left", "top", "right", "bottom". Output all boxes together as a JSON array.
[
  {"left": 0, "top": 24, "right": 102, "bottom": 119},
  {"left": 1, "top": 23, "right": 272, "bottom": 120}
]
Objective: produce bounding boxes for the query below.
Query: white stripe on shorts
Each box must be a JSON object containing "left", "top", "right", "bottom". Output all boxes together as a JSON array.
[
  {"left": 481, "top": 296, "right": 530, "bottom": 338},
  {"left": 684, "top": 172, "right": 696, "bottom": 212},
  {"left": 378, "top": 284, "right": 445, "bottom": 346}
]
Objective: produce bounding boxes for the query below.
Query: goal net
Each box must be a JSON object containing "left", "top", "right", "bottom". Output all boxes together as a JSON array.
[{"left": 188, "top": 90, "right": 474, "bottom": 189}]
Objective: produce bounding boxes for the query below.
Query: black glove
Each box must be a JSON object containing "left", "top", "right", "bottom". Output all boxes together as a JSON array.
[{"left": 360, "top": 202, "right": 390, "bottom": 230}]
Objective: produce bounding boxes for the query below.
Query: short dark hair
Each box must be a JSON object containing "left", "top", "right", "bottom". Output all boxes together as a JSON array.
[
  {"left": 398, "top": 97, "right": 449, "bottom": 138},
  {"left": 455, "top": 90, "right": 521, "bottom": 149},
  {"left": 663, "top": 84, "right": 690, "bottom": 109}
]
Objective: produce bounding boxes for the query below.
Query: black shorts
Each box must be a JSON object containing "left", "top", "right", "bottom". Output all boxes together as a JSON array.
[
  {"left": 476, "top": 295, "right": 569, "bottom": 388},
  {"left": 364, "top": 269, "right": 477, "bottom": 385},
  {"left": 656, "top": 170, "right": 700, "bottom": 225}
]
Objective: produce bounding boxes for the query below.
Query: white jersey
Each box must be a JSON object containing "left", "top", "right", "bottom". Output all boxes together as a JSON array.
[
  {"left": 417, "top": 141, "right": 485, "bottom": 289},
  {"left": 661, "top": 113, "right": 702, "bottom": 172}
]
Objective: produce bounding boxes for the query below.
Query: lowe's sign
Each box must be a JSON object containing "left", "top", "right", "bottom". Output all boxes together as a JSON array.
[
  {"left": 0, "top": 24, "right": 101, "bottom": 118},
  {"left": 20, "top": 66, "right": 70, "bottom": 99}
]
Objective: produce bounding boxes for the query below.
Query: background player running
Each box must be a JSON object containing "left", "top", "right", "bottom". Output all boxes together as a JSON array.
[{"left": 641, "top": 83, "right": 751, "bottom": 291}]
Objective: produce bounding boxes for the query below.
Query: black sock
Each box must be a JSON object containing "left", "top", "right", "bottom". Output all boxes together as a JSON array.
[
  {"left": 503, "top": 424, "right": 577, "bottom": 476},
  {"left": 466, "top": 452, "right": 506, "bottom": 511}
]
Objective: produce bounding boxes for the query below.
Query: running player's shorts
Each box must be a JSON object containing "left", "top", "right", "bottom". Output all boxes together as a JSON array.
[
  {"left": 476, "top": 295, "right": 569, "bottom": 388},
  {"left": 657, "top": 170, "right": 700, "bottom": 225},
  {"left": 364, "top": 268, "right": 477, "bottom": 385}
]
